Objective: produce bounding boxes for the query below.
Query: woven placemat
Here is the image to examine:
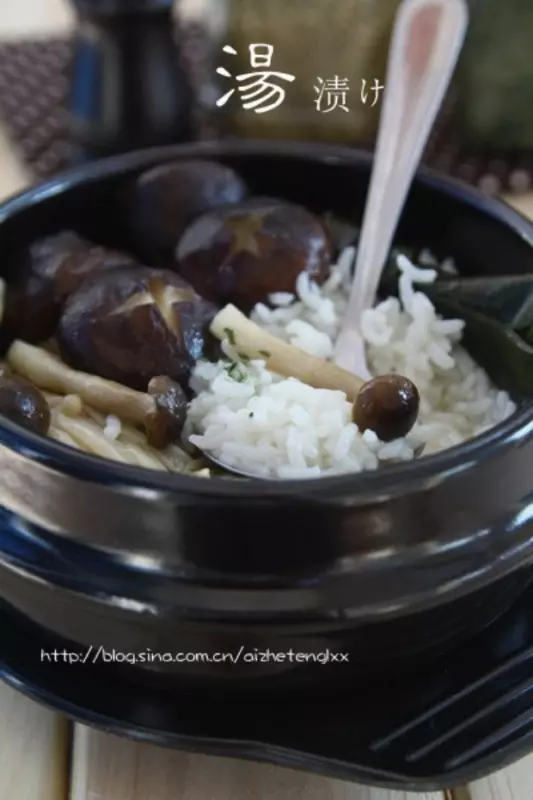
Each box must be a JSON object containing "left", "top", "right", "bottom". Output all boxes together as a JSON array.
[
  {"left": 0, "top": 28, "right": 532, "bottom": 195},
  {"left": 0, "top": 38, "right": 72, "bottom": 178}
]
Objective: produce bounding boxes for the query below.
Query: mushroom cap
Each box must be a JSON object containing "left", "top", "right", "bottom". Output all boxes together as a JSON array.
[
  {"left": 130, "top": 159, "right": 248, "bottom": 265},
  {"left": 58, "top": 266, "right": 218, "bottom": 391},
  {"left": 176, "top": 198, "right": 332, "bottom": 311},
  {"left": 352, "top": 375, "right": 420, "bottom": 442},
  {"left": 0, "top": 374, "right": 51, "bottom": 435},
  {"left": 5, "top": 231, "right": 138, "bottom": 343}
]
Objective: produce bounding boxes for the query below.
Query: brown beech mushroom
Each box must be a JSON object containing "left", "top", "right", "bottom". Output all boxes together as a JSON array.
[
  {"left": 352, "top": 375, "right": 420, "bottom": 442},
  {"left": 4, "top": 231, "right": 139, "bottom": 343},
  {"left": 0, "top": 373, "right": 51, "bottom": 435},
  {"left": 176, "top": 199, "right": 332, "bottom": 311},
  {"left": 145, "top": 376, "right": 188, "bottom": 449},
  {"left": 57, "top": 266, "right": 218, "bottom": 391},
  {"left": 130, "top": 159, "right": 248, "bottom": 265},
  {"left": 7, "top": 341, "right": 187, "bottom": 448}
]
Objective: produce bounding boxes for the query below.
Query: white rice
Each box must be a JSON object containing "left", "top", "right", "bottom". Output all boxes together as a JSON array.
[{"left": 186, "top": 249, "right": 516, "bottom": 479}]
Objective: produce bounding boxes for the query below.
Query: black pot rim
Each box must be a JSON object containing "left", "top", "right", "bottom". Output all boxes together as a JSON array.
[{"left": 1, "top": 138, "right": 533, "bottom": 502}]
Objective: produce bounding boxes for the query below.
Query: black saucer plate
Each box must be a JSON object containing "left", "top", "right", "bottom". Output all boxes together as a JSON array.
[{"left": 3, "top": 590, "right": 533, "bottom": 792}]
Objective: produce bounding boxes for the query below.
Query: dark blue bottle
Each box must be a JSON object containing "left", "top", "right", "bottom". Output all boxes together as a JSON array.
[{"left": 67, "top": 0, "right": 195, "bottom": 161}]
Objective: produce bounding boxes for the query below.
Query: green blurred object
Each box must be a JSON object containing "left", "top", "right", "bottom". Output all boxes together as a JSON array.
[
  {"left": 213, "top": 0, "right": 400, "bottom": 143},
  {"left": 455, "top": 0, "right": 533, "bottom": 150}
]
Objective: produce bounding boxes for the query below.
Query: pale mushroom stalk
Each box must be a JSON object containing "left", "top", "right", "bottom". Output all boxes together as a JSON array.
[
  {"left": 210, "top": 304, "right": 365, "bottom": 401},
  {"left": 7, "top": 341, "right": 184, "bottom": 449}
]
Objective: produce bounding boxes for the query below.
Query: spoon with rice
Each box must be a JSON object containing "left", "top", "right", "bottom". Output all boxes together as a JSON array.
[{"left": 333, "top": 0, "right": 468, "bottom": 379}]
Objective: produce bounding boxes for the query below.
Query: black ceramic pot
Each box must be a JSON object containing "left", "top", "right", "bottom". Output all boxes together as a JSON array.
[{"left": 0, "top": 141, "right": 533, "bottom": 691}]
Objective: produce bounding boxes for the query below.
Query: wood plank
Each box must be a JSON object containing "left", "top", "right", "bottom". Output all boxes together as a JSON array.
[
  {"left": 70, "top": 725, "right": 445, "bottom": 800},
  {"left": 0, "top": 682, "right": 68, "bottom": 800},
  {"left": 468, "top": 757, "right": 533, "bottom": 800}
]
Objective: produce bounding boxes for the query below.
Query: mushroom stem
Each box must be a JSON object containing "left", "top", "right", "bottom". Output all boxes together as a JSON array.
[
  {"left": 210, "top": 304, "right": 365, "bottom": 401},
  {"left": 7, "top": 341, "right": 189, "bottom": 449},
  {"left": 7, "top": 340, "right": 153, "bottom": 425}
]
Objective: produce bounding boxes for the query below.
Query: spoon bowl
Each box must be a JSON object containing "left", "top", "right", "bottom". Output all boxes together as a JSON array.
[{"left": 199, "top": 443, "right": 427, "bottom": 480}]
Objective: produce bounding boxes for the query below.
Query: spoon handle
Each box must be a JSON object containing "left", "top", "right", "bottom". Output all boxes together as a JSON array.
[{"left": 334, "top": 0, "right": 468, "bottom": 373}]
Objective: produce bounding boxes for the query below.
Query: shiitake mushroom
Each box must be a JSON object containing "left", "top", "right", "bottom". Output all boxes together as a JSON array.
[
  {"left": 4, "top": 231, "right": 139, "bottom": 343},
  {"left": 176, "top": 199, "right": 332, "bottom": 311},
  {"left": 57, "top": 266, "right": 218, "bottom": 392},
  {"left": 352, "top": 375, "right": 420, "bottom": 442},
  {"left": 130, "top": 159, "right": 248, "bottom": 265},
  {"left": 0, "top": 374, "right": 50, "bottom": 435}
]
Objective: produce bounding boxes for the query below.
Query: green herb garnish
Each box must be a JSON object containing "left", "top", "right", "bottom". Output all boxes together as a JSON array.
[
  {"left": 224, "top": 327, "right": 236, "bottom": 346},
  {"left": 258, "top": 350, "right": 271, "bottom": 359},
  {"left": 225, "top": 361, "right": 247, "bottom": 382},
  {"left": 237, "top": 352, "right": 251, "bottom": 362}
]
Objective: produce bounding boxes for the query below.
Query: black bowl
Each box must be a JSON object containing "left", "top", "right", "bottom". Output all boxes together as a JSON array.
[{"left": 1, "top": 140, "right": 533, "bottom": 690}]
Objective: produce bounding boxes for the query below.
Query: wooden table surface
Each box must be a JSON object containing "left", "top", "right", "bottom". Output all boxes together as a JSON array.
[{"left": 2, "top": 2, "right": 533, "bottom": 799}]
